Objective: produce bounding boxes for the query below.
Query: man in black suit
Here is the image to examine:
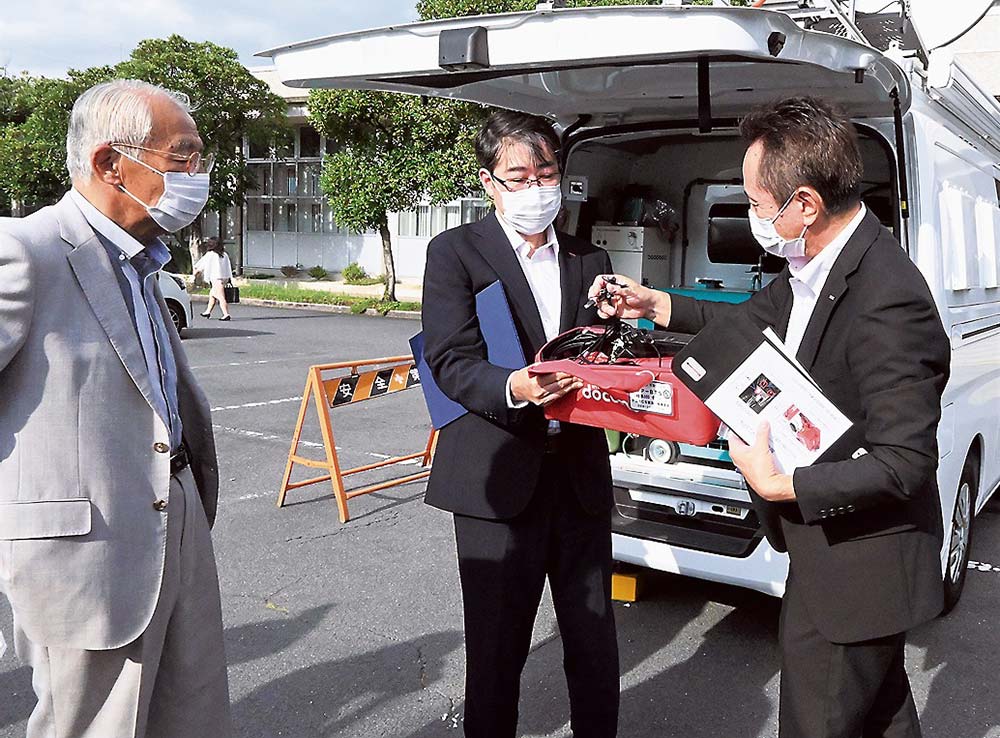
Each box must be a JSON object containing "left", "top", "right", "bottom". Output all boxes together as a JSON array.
[
  {"left": 591, "top": 97, "right": 949, "bottom": 737},
  {"left": 421, "top": 111, "right": 619, "bottom": 738}
]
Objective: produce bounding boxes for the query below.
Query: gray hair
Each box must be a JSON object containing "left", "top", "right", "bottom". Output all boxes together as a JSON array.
[{"left": 66, "top": 79, "right": 192, "bottom": 181}]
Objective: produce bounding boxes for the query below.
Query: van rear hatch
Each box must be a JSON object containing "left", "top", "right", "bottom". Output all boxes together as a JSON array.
[{"left": 258, "top": 5, "right": 911, "bottom": 126}]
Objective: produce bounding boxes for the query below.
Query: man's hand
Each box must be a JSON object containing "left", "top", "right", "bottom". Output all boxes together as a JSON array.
[
  {"left": 586, "top": 274, "right": 671, "bottom": 325},
  {"left": 510, "top": 368, "right": 582, "bottom": 406},
  {"left": 728, "top": 421, "right": 795, "bottom": 502}
]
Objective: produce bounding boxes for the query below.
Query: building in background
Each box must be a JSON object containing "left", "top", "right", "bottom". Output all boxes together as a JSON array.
[{"left": 235, "top": 68, "right": 489, "bottom": 280}]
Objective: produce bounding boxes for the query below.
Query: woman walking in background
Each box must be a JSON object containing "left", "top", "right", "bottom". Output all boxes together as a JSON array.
[{"left": 194, "top": 237, "right": 233, "bottom": 321}]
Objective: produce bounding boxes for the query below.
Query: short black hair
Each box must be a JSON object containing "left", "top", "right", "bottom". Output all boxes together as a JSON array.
[
  {"left": 475, "top": 110, "right": 561, "bottom": 172},
  {"left": 739, "top": 97, "right": 863, "bottom": 215}
]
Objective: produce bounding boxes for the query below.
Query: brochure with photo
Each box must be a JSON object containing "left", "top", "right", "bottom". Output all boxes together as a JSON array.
[
  {"left": 674, "top": 313, "right": 852, "bottom": 473},
  {"left": 703, "top": 339, "right": 851, "bottom": 472}
]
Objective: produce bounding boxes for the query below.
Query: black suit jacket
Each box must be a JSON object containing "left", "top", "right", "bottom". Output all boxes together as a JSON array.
[
  {"left": 421, "top": 213, "right": 614, "bottom": 520},
  {"left": 670, "top": 210, "right": 950, "bottom": 643}
]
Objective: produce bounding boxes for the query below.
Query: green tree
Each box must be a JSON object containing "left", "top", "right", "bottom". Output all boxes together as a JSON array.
[
  {"left": 0, "top": 37, "right": 287, "bottom": 270},
  {"left": 308, "top": 89, "right": 486, "bottom": 301},
  {"left": 115, "top": 35, "right": 288, "bottom": 268},
  {"left": 0, "top": 67, "right": 114, "bottom": 214},
  {"left": 0, "top": 70, "right": 32, "bottom": 216}
]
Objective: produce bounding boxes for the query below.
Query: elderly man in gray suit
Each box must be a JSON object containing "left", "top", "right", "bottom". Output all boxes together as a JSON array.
[{"left": 0, "top": 80, "right": 231, "bottom": 737}]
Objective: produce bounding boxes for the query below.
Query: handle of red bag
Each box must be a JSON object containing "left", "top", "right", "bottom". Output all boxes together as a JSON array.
[{"left": 528, "top": 361, "right": 658, "bottom": 394}]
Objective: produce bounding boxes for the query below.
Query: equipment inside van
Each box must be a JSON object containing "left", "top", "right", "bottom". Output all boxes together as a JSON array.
[{"left": 261, "top": 0, "right": 1000, "bottom": 610}]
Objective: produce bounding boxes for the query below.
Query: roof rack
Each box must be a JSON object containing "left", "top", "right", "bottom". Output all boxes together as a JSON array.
[
  {"left": 651, "top": 1, "right": 905, "bottom": 52},
  {"left": 755, "top": 0, "right": 906, "bottom": 51}
]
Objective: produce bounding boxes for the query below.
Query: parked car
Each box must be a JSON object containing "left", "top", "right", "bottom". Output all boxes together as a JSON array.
[
  {"left": 262, "top": 0, "right": 1000, "bottom": 611},
  {"left": 160, "top": 271, "right": 192, "bottom": 337}
]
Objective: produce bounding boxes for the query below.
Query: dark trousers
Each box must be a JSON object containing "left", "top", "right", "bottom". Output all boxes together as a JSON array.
[
  {"left": 779, "top": 574, "right": 921, "bottom": 738},
  {"left": 453, "top": 454, "right": 620, "bottom": 738}
]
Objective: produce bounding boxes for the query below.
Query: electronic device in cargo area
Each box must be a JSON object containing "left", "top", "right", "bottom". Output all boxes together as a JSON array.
[{"left": 591, "top": 226, "right": 672, "bottom": 290}]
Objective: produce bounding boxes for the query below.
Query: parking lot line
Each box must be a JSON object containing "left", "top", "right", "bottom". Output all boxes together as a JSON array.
[
  {"left": 190, "top": 352, "right": 334, "bottom": 370},
  {"left": 211, "top": 396, "right": 302, "bottom": 412},
  {"left": 212, "top": 424, "right": 329, "bottom": 450}
]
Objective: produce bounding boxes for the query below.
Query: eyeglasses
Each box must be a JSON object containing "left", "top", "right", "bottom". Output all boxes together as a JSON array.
[
  {"left": 490, "top": 171, "right": 561, "bottom": 192},
  {"left": 111, "top": 143, "right": 216, "bottom": 176},
  {"left": 749, "top": 190, "right": 799, "bottom": 222}
]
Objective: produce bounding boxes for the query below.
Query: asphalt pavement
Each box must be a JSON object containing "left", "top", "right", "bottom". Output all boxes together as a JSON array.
[{"left": 1, "top": 303, "right": 999, "bottom": 737}]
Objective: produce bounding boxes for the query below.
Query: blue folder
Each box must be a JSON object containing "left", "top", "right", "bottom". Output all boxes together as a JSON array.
[{"left": 410, "top": 280, "right": 527, "bottom": 429}]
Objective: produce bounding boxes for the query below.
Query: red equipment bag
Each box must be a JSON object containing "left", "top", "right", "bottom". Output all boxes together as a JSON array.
[{"left": 528, "top": 324, "right": 721, "bottom": 446}]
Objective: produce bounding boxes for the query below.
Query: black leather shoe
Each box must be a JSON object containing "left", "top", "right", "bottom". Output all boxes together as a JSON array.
[{"left": 219, "top": 315, "right": 232, "bottom": 321}]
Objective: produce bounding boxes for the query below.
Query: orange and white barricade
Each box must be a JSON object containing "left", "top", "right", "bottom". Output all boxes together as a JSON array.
[{"left": 278, "top": 355, "right": 437, "bottom": 523}]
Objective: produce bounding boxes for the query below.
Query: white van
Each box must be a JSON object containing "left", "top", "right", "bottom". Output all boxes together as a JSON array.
[{"left": 261, "top": 0, "right": 1000, "bottom": 611}]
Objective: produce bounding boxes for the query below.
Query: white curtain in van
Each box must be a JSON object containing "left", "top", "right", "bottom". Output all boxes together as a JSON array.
[
  {"left": 939, "top": 184, "right": 980, "bottom": 291},
  {"left": 975, "top": 197, "right": 1000, "bottom": 289}
]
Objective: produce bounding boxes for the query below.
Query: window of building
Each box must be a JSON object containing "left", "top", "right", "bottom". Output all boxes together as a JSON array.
[
  {"left": 248, "top": 137, "right": 270, "bottom": 160},
  {"left": 300, "top": 126, "right": 321, "bottom": 158},
  {"left": 298, "top": 200, "right": 325, "bottom": 234},
  {"left": 248, "top": 163, "right": 271, "bottom": 196},
  {"left": 398, "top": 210, "right": 417, "bottom": 237},
  {"left": 247, "top": 200, "right": 271, "bottom": 232},
  {"left": 274, "top": 201, "right": 296, "bottom": 233},
  {"left": 298, "top": 162, "right": 321, "bottom": 197},
  {"left": 273, "top": 164, "right": 297, "bottom": 197},
  {"left": 397, "top": 200, "right": 489, "bottom": 238},
  {"left": 415, "top": 205, "right": 432, "bottom": 237},
  {"left": 274, "top": 129, "right": 294, "bottom": 159},
  {"left": 244, "top": 126, "right": 360, "bottom": 239},
  {"left": 462, "top": 200, "right": 491, "bottom": 224},
  {"left": 323, "top": 204, "right": 350, "bottom": 235}
]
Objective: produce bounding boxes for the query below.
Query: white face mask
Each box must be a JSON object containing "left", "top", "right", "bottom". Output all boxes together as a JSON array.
[
  {"left": 748, "top": 191, "right": 806, "bottom": 259},
  {"left": 115, "top": 149, "right": 210, "bottom": 233},
  {"left": 497, "top": 183, "right": 562, "bottom": 236}
]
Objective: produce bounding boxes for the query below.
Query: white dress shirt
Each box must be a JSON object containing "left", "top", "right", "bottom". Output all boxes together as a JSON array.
[
  {"left": 497, "top": 212, "right": 562, "bottom": 341},
  {"left": 494, "top": 213, "right": 564, "bottom": 417},
  {"left": 784, "top": 204, "right": 867, "bottom": 356}
]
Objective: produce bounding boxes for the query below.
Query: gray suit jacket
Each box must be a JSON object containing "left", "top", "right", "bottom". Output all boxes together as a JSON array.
[{"left": 0, "top": 193, "right": 219, "bottom": 650}]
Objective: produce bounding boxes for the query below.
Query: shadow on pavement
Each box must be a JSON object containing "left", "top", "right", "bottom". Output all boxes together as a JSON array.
[
  {"left": 181, "top": 327, "right": 273, "bottom": 339},
  {"left": 231, "top": 629, "right": 464, "bottom": 738},
  {"left": 277, "top": 484, "right": 426, "bottom": 520},
  {"left": 335, "top": 488, "right": 429, "bottom": 522},
  {"left": 225, "top": 605, "right": 335, "bottom": 667}
]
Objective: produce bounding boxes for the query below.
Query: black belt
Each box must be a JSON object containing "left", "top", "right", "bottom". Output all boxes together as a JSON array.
[{"left": 170, "top": 443, "right": 190, "bottom": 476}]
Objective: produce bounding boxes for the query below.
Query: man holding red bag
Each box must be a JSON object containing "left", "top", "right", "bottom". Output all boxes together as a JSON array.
[{"left": 421, "top": 110, "right": 620, "bottom": 738}]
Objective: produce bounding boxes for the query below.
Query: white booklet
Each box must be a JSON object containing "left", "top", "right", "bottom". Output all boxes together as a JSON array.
[{"left": 676, "top": 319, "right": 852, "bottom": 474}]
